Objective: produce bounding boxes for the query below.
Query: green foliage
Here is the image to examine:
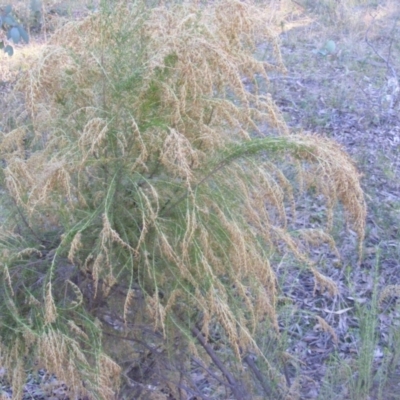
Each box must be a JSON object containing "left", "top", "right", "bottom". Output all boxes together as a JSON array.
[
  {"left": 0, "top": 4, "right": 29, "bottom": 56},
  {"left": 29, "top": 0, "right": 43, "bottom": 31},
  {"left": 317, "top": 39, "right": 337, "bottom": 56},
  {"left": 352, "top": 251, "right": 380, "bottom": 398}
]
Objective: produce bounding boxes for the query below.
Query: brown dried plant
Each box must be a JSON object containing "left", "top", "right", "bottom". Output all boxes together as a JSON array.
[{"left": 0, "top": 0, "right": 366, "bottom": 398}]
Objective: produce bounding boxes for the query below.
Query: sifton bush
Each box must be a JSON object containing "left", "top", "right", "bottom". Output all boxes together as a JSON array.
[{"left": 0, "top": 1, "right": 366, "bottom": 398}]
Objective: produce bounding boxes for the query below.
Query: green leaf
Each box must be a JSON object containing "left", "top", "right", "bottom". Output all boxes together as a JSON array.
[
  {"left": 17, "top": 25, "right": 29, "bottom": 44},
  {"left": 0, "top": 41, "right": 3, "bottom": 50},
  {"left": 4, "top": 45, "right": 13, "bottom": 56},
  {"left": 3, "top": 15, "right": 16, "bottom": 26},
  {"left": 9, "top": 27, "right": 20, "bottom": 44},
  {"left": 324, "top": 40, "right": 336, "bottom": 54},
  {"left": 30, "top": 0, "right": 42, "bottom": 13}
]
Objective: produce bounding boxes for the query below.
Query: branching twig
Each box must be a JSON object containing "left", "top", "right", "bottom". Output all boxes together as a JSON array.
[
  {"left": 191, "top": 325, "right": 250, "bottom": 400},
  {"left": 190, "top": 356, "right": 231, "bottom": 387},
  {"left": 365, "top": 12, "right": 398, "bottom": 80},
  {"left": 9, "top": 195, "right": 43, "bottom": 244},
  {"left": 242, "top": 354, "right": 275, "bottom": 398},
  {"left": 102, "top": 331, "right": 210, "bottom": 399}
]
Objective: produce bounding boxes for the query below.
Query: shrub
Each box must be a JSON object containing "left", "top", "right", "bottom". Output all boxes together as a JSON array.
[
  {"left": 0, "top": 1, "right": 366, "bottom": 398},
  {"left": 0, "top": 4, "right": 29, "bottom": 56}
]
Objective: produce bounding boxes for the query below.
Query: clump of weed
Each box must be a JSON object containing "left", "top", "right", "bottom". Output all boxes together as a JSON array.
[{"left": 0, "top": 1, "right": 366, "bottom": 398}]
